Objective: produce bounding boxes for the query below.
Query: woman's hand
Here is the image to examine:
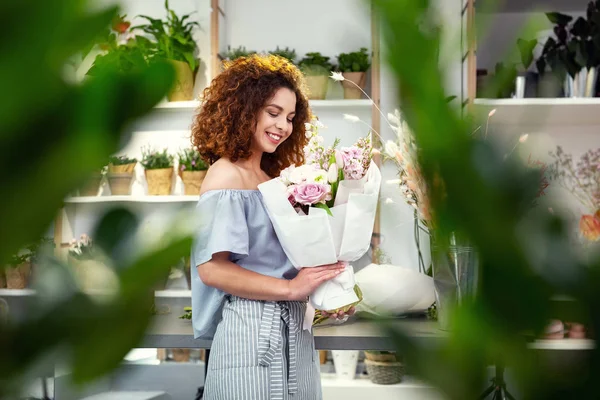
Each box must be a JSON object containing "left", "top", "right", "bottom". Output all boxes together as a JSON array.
[{"left": 287, "top": 262, "right": 345, "bottom": 301}]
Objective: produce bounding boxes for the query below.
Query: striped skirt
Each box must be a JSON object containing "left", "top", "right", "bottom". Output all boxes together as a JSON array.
[{"left": 204, "top": 296, "right": 322, "bottom": 400}]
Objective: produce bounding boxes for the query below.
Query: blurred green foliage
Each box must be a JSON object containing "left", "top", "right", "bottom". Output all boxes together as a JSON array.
[
  {"left": 373, "top": 0, "right": 600, "bottom": 398},
  {"left": 0, "top": 0, "right": 193, "bottom": 397}
]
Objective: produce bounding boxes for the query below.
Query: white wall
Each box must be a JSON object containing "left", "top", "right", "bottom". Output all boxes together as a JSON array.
[{"left": 223, "top": 0, "right": 371, "bottom": 63}]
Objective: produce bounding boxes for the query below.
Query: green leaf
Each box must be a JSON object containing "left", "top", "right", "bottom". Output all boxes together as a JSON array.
[
  {"left": 314, "top": 203, "right": 333, "bottom": 216},
  {"left": 546, "top": 12, "right": 574, "bottom": 26},
  {"left": 516, "top": 38, "right": 537, "bottom": 68}
]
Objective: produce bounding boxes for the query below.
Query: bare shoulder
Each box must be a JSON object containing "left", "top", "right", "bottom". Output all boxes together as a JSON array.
[{"left": 199, "top": 159, "right": 246, "bottom": 195}]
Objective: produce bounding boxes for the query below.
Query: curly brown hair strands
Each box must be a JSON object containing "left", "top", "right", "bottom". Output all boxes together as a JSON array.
[{"left": 191, "top": 54, "right": 311, "bottom": 178}]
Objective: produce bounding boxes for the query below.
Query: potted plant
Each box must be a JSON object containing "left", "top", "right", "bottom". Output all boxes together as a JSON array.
[
  {"left": 78, "top": 167, "right": 105, "bottom": 197},
  {"left": 298, "top": 52, "right": 334, "bottom": 100},
  {"left": 178, "top": 147, "right": 208, "bottom": 195},
  {"left": 135, "top": 1, "right": 200, "bottom": 101},
  {"left": 221, "top": 45, "right": 256, "bottom": 61},
  {"left": 536, "top": 6, "right": 600, "bottom": 97},
  {"left": 270, "top": 46, "right": 297, "bottom": 63},
  {"left": 86, "top": 14, "right": 155, "bottom": 77},
  {"left": 4, "top": 238, "right": 54, "bottom": 289},
  {"left": 141, "top": 147, "right": 174, "bottom": 195},
  {"left": 363, "top": 351, "right": 404, "bottom": 385},
  {"left": 68, "top": 234, "right": 117, "bottom": 291},
  {"left": 336, "top": 47, "right": 371, "bottom": 99},
  {"left": 107, "top": 155, "right": 137, "bottom": 195}
]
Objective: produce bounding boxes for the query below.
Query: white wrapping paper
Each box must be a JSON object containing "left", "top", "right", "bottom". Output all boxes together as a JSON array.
[{"left": 258, "top": 162, "right": 381, "bottom": 330}]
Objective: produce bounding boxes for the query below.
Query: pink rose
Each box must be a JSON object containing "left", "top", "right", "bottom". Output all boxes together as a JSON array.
[{"left": 288, "top": 182, "right": 331, "bottom": 205}]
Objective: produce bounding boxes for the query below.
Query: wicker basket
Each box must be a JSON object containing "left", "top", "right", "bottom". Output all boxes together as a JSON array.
[
  {"left": 108, "top": 162, "right": 136, "bottom": 174},
  {"left": 365, "top": 359, "right": 404, "bottom": 385},
  {"left": 181, "top": 170, "right": 207, "bottom": 195},
  {"left": 364, "top": 352, "right": 397, "bottom": 362},
  {"left": 107, "top": 173, "right": 134, "bottom": 195},
  {"left": 145, "top": 167, "right": 173, "bottom": 195}
]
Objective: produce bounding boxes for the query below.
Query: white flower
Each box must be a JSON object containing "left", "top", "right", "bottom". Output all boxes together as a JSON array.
[
  {"left": 304, "top": 122, "right": 312, "bottom": 130},
  {"left": 519, "top": 134, "right": 529, "bottom": 143},
  {"left": 314, "top": 119, "right": 325, "bottom": 128},
  {"left": 288, "top": 164, "right": 326, "bottom": 184},
  {"left": 387, "top": 112, "right": 400, "bottom": 126},
  {"left": 330, "top": 71, "right": 345, "bottom": 81},
  {"left": 327, "top": 163, "right": 338, "bottom": 183},
  {"left": 488, "top": 109, "right": 497, "bottom": 117},
  {"left": 343, "top": 114, "right": 360, "bottom": 123},
  {"left": 384, "top": 140, "right": 399, "bottom": 159},
  {"left": 279, "top": 165, "right": 295, "bottom": 185},
  {"left": 385, "top": 198, "right": 394, "bottom": 204}
]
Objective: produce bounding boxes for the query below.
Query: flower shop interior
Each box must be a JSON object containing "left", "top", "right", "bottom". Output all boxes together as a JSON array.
[{"left": 3, "top": 0, "right": 600, "bottom": 399}]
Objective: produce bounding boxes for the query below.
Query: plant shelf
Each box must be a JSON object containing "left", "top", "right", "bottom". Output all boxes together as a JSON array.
[
  {"left": 154, "top": 99, "right": 372, "bottom": 110},
  {"left": 474, "top": 98, "right": 600, "bottom": 129},
  {"left": 64, "top": 195, "right": 199, "bottom": 204}
]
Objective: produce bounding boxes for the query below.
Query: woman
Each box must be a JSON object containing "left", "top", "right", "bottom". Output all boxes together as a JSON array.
[{"left": 190, "top": 54, "right": 344, "bottom": 399}]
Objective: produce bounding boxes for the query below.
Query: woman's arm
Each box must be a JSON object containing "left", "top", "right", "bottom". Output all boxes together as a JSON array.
[{"left": 198, "top": 252, "right": 345, "bottom": 302}]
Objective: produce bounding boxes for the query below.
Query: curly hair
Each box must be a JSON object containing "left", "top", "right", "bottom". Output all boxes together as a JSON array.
[{"left": 191, "top": 54, "right": 311, "bottom": 178}]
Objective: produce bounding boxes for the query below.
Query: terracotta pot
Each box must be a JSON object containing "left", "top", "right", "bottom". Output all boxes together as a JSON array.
[
  {"left": 145, "top": 167, "right": 173, "bottom": 195},
  {"left": 79, "top": 173, "right": 103, "bottom": 196},
  {"left": 107, "top": 173, "right": 133, "bottom": 195},
  {"left": 168, "top": 60, "right": 194, "bottom": 102},
  {"left": 181, "top": 170, "right": 207, "bottom": 195},
  {"left": 5, "top": 262, "right": 31, "bottom": 289},
  {"left": 0, "top": 272, "right": 6, "bottom": 288},
  {"left": 108, "top": 162, "right": 136, "bottom": 174},
  {"left": 341, "top": 71, "right": 367, "bottom": 99},
  {"left": 304, "top": 74, "right": 329, "bottom": 100}
]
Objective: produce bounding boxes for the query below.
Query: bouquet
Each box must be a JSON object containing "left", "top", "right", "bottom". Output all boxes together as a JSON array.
[{"left": 258, "top": 117, "right": 381, "bottom": 329}]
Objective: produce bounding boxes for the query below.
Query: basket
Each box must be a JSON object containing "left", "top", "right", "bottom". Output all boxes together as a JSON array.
[
  {"left": 107, "top": 173, "right": 134, "bottom": 195},
  {"left": 364, "top": 352, "right": 397, "bottom": 363},
  {"left": 108, "top": 162, "right": 136, "bottom": 174},
  {"left": 145, "top": 167, "right": 173, "bottom": 195},
  {"left": 5, "top": 262, "right": 31, "bottom": 289},
  {"left": 181, "top": 170, "right": 207, "bottom": 195},
  {"left": 365, "top": 359, "right": 404, "bottom": 385}
]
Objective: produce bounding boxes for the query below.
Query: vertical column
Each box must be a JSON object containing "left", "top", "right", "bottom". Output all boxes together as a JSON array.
[{"left": 371, "top": 2, "right": 382, "bottom": 262}]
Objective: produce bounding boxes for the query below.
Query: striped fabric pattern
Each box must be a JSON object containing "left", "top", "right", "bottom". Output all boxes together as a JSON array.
[{"left": 204, "top": 296, "right": 322, "bottom": 400}]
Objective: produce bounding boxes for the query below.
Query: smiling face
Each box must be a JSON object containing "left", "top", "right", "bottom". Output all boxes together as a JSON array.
[{"left": 251, "top": 87, "right": 297, "bottom": 155}]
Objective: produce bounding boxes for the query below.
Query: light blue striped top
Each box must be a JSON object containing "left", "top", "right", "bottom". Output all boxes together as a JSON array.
[{"left": 190, "top": 189, "right": 297, "bottom": 340}]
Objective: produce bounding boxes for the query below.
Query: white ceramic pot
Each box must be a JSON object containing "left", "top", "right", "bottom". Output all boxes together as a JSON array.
[{"left": 332, "top": 350, "right": 359, "bottom": 380}]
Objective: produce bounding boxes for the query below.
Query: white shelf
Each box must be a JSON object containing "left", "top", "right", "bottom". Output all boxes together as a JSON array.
[
  {"left": 321, "top": 373, "right": 445, "bottom": 400},
  {"left": 474, "top": 98, "right": 600, "bottom": 129},
  {"left": 529, "top": 339, "right": 596, "bottom": 351},
  {"left": 64, "top": 195, "right": 198, "bottom": 204},
  {"left": 478, "top": 0, "right": 589, "bottom": 13},
  {"left": 0, "top": 288, "right": 35, "bottom": 296},
  {"left": 155, "top": 99, "right": 372, "bottom": 110}
]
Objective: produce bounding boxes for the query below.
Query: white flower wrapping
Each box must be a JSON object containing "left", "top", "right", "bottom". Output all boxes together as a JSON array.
[{"left": 258, "top": 161, "right": 382, "bottom": 330}]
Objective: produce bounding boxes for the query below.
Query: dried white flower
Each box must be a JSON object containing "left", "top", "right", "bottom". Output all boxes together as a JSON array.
[
  {"left": 384, "top": 140, "right": 400, "bottom": 159},
  {"left": 343, "top": 114, "right": 360, "bottom": 123},
  {"left": 488, "top": 109, "right": 497, "bottom": 117},
  {"left": 385, "top": 198, "right": 394, "bottom": 204},
  {"left": 519, "top": 134, "right": 529, "bottom": 143},
  {"left": 330, "top": 71, "right": 345, "bottom": 81}
]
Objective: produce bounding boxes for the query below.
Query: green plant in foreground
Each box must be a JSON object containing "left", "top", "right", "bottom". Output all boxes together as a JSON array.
[
  {"left": 337, "top": 47, "right": 371, "bottom": 72},
  {"left": 141, "top": 147, "right": 174, "bottom": 170},
  {"left": 373, "top": 0, "right": 600, "bottom": 398},
  {"left": 0, "top": 0, "right": 191, "bottom": 397}
]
